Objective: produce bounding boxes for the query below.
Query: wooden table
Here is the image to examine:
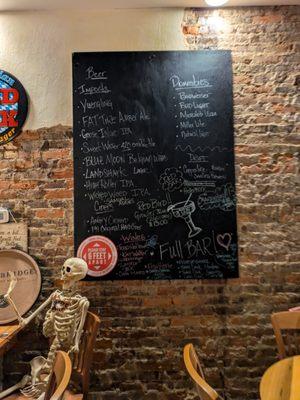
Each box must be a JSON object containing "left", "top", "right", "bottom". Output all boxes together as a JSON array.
[
  {"left": 260, "top": 356, "right": 300, "bottom": 400},
  {"left": 0, "top": 324, "right": 22, "bottom": 357},
  {"left": 0, "top": 324, "right": 23, "bottom": 390}
]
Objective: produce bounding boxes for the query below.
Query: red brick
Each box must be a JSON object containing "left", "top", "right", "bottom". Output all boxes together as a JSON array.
[
  {"left": 252, "top": 14, "right": 282, "bottom": 24},
  {"left": 44, "top": 189, "right": 73, "bottom": 199},
  {"left": 35, "top": 209, "right": 65, "bottom": 219},
  {"left": 51, "top": 169, "right": 73, "bottom": 179},
  {"left": 42, "top": 149, "right": 70, "bottom": 160}
]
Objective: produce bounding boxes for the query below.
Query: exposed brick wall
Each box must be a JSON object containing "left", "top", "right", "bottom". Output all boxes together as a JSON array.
[{"left": 1, "top": 5, "right": 299, "bottom": 400}]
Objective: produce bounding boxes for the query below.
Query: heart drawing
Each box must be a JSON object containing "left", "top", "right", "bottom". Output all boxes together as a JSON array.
[{"left": 217, "top": 233, "right": 232, "bottom": 251}]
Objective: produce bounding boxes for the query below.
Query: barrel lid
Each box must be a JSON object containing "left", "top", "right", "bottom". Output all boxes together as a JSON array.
[{"left": 0, "top": 249, "right": 41, "bottom": 324}]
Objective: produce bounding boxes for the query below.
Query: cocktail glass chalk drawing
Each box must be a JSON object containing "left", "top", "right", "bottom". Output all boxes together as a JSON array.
[
  {"left": 167, "top": 197, "right": 202, "bottom": 238},
  {"left": 0, "top": 257, "right": 90, "bottom": 400},
  {"left": 159, "top": 168, "right": 201, "bottom": 238}
]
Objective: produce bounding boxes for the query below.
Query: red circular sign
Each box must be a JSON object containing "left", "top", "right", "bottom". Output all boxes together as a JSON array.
[{"left": 77, "top": 236, "right": 118, "bottom": 277}]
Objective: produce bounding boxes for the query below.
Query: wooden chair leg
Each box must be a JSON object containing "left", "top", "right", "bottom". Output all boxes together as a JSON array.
[{"left": 82, "top": 377, "right": 90, "bottom": 400}]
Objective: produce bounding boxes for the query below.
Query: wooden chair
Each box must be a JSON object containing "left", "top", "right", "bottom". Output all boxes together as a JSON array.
[
  {"left": 271, "top": 311, "right": 300, "bottom": 359},
  {"left": 70, "top": 311, "right": 100, "bottom": 400},
  {"left": 183, "top": 344, "right": 224, "bottom": 400},
  {"left": 45, "top": 351, "right": 72, "bottom": 400},
  {"left": 3, "top": 351, "right": 71, "bottom": 400}
]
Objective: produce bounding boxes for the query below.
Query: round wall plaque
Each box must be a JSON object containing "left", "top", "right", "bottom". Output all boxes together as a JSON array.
[
  {"left": 0, "top": 69, "right": 28, "bottom": 145},
  {"left": 0, "top": 249, "right": 41, "bottom": 324},
  {"left": 77, "top": 235, "right": 118, "bottom": 278}
]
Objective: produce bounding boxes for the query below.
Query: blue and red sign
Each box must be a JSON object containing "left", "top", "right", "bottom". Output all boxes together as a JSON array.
[{"left": 0, "top": 69, "right": 28, "bottom": 145}]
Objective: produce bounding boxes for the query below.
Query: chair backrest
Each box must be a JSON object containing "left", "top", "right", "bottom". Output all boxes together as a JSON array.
[
  {"left": 44, "top": 351, "right": 72, "bottom": 400},
  {"left": 72, "top": 311, "right": 100, "bottom": 399},
  {"left": 271, "top": 311, "right": 300, "bottom": 359},
  {"left": 183, "top": 343, "right": 219, "bottom": 400}
]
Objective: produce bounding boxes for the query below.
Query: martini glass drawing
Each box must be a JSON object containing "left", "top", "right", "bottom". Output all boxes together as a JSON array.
[{"left": 167, "top": 196, "right": 202, "bottom": 238}]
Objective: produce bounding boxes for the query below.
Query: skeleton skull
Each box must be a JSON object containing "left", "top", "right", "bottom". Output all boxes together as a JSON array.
[{"left": 61, "top": 258, "right": 88, "bottom": 283}]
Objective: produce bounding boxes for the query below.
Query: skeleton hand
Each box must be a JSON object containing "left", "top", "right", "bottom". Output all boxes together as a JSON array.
[
  {"left": 69, "top": 344, "right": 80, "bottom": 354},
  {"left": 4, "top": 271, "right": 17, "bottom": 300},
  {"left": 20, "top": 375, "right": 31, "bottom": 388},
  {"left": 18, "top": 316, "right": 29, "bottom": 327}
]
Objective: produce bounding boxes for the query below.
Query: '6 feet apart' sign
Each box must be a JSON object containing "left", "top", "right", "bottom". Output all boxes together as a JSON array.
[{"left": 0, "top": 70, "right": 28, "bottom": 145}]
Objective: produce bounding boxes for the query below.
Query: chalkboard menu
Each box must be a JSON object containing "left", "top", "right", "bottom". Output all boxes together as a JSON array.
[{"left": 73, "top": 51, "right": 238, "bottom": 281}]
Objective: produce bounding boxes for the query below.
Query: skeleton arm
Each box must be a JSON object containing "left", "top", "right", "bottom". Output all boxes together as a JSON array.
[
  {"left": 3, "top": 272, "right": 24, "bottom": 324},
  {"left": 4, "top": 271, "right": 17, "bottom": 298},
  {"left": 2, "top": 272, "right": 54, "bottom": 327},
  {"left": 22, "top": 294, "right": 54, "bottom": 326},
  {"left": 6, "top": 295, "right": 23, "bottom": 323},
  {"left": 69, "top": 299, "right": 89, "bottom": 354}
]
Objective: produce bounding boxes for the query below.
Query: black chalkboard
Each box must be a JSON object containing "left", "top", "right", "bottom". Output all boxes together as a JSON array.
[{"left": 73, "top": 51, "right": 238, "bottom": 280}]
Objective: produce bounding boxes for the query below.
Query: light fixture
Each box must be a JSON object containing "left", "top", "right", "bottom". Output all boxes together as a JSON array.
[
  {"left": 205, "top": 0, "right": 229, "bottom": 6},
  {"left": 207, "top": 14, "right": 228, "bottom": 32}
]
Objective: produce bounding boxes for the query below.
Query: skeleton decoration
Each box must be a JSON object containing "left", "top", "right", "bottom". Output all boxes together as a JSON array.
[{"left": 0, "top": 257, "right": 90, "bottom": 400}]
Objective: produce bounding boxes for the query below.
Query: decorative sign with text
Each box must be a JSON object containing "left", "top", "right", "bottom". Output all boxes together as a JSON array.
[
  {"left": 77, "top": 235, "right": 118, "bottom": 277},
  {"left": 73, "top": 51, "right": 238, "bottom": 280},
  {"left": 0, "top": 69, "right": 28, "bottom": 145},
  {"left": 0, "top": 222, "right": 28, "bottom": 252}
]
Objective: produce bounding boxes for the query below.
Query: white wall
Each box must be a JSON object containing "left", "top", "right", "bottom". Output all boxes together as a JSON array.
[{"left": 0, "top": 9, "right": 185, "bottom": 129}]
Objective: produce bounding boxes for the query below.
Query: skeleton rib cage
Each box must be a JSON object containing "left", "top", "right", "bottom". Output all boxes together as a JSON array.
[{"left": 21, "top": 290, "right": 89, "bottom": 398}]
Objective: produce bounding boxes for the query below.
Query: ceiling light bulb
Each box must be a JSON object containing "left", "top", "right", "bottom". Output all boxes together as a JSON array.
[{"left": 205, "top": 0, "right": 229, "bottom": 6}]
